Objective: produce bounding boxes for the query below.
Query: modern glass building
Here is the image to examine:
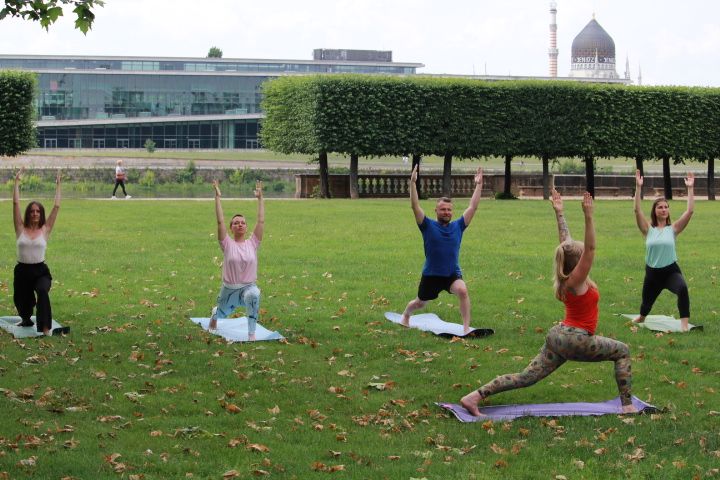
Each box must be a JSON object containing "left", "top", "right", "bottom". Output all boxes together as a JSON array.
[{"left": 0, "top": 53, "right": 423, "bottom": 149}]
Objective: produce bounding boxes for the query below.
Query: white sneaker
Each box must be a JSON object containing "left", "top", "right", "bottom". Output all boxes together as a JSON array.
[
  {"left": 125, "top": 195, "right": 132, "bottom": 199},
  {"left": 111, "top": 196, "right": 117, "bottom": 199}
]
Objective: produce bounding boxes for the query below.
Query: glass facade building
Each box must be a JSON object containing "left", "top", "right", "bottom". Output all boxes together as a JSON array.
[{"left": 0, "top": 54, "right": 422, "bottom": 149}]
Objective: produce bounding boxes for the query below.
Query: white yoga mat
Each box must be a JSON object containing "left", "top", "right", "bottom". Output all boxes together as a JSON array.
[
  {"left": 0, "top": 316, "right": 70, "bottom": 338},
  {"left": 190, "top": 317, "right": 284, "bottom": 342},
  {"left": 384, "top": 312, "right": 493, "bottom": 338},
  {"left": 620, "top": 314, "right": 702, "bottom": 333}
]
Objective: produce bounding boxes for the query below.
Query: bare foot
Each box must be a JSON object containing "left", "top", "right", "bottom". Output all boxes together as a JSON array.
[
  {"left": 632, "top": 316, "right": 645, "bottom": 324},
  {"left": 463, "top": 327, "right": 471, "bottom": 335},
  {"left": 42, "top": 329, "right": 51, "bottom": 336},
  {"left": 248, "top": 333, "right": 256, "bottom": 341},
  {"left": 680, "top": 318, "right": 689, "bottom": 332},
  {"left": 621, "top": 404, "right": 639, "bottom": 414},
  {"left": 400, "top": 313, "right": 410, "bottom": 328},
  {"left": 208, "top": 319, "right": 217, "bottom": 330},
  {"left": 460, "top": 391, "right": 485, "bottom": 417}
]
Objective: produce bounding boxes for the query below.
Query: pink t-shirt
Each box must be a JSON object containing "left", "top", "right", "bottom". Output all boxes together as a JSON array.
[{"left": 220, "top": 234, "right": 260, "bottom": 285}]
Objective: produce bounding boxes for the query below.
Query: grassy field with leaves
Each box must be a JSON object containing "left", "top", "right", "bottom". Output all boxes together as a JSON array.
[{"left": 0, "top": 196, "right": 718, "bottom": 479}]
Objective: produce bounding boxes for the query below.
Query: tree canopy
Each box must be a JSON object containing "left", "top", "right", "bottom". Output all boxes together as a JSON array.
[
  {"left": 0, "top": 0, "right": 104, "bottom": 33},
  {"left": 207, "top": 46, "right": 223, "bottom": 58}
]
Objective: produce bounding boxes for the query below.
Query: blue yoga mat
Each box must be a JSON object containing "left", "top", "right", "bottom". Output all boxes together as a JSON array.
[
  {"left": 385, "top": 312, "right": 493, "bottom": 338},
  {"left": 437, "top": 396, "right": 658, "bottom": 422},
  {"left": 190, "top": 317, "right": 284, "bottom": 342}
]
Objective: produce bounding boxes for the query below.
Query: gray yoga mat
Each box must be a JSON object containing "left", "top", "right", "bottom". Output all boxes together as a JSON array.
[
  {"left": 190, "top": 317, "right": 284, "bottom": 342},
  {"left": 620, "top": 314, "right": 702, "bottom": 332},
  {"left": 385, "top": 312, "right": 493, "bottom": 338},
  {"left": 0, "top": 316, "right": 70, "bottom": 338},
  {"left": 437, "top": 396, "right": 659, "bottom": 422}
]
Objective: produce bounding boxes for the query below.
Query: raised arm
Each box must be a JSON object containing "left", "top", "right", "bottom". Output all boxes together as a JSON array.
[
  {"left": 213, "top": 180, "right": 227, "bottom": 242},
  {"left": 409, "top": 165, "right": 425, "bottom": 224},
  {"left": 44, "top": 170, "right": 62, "bottom": 236},
  {"left": 633, "top": 169, "right": 649, "bottom": 236},
  {"left": 462, "top": 167, "right": 483, "bottom": 226},
  {"left": 672, "top": 172, "right": 694, "bottom": 235},
  {"left": 550, "top": 188, "right": 571, "bottom": 243},
  {"left": 12, "top": 168, "right": 24, "bottom": 237},
  {"left": 566, "top": 193, "right": 595, "bottom": 290},
  {"left": 253, "top": 180, "right": 265, "bottom": 241}
]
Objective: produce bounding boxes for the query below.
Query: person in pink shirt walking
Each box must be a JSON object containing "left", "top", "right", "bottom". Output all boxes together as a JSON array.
[{"left": 208, "top": 179, "right": 264, "bottom": 340}]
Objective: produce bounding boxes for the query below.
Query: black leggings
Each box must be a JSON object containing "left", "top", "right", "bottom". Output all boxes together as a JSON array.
[
  {"left": 14, "top": 262, "right": 53, "bottom": 333},
  {"left": 640, "top": 262, "right": 690, "bottom": 318},
  {"left": 112, "top": 180, "right": 127, "bottom": 196}
]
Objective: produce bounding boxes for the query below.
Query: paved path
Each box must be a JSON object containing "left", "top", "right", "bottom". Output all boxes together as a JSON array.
[{"left": 1, "top": 154, "right": 320, "bottom": 170}]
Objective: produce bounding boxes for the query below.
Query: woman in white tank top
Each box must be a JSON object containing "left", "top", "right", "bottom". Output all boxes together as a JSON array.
[{"left": 12, "top": 168, "right": 62, "bottom": 335}]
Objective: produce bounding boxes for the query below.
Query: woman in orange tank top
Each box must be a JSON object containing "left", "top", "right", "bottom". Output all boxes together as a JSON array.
[{"left": 461, "top": 191, "right": 637, "bottom": 416}]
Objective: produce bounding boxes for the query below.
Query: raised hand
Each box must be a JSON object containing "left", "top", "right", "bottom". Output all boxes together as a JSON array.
[
  {"left": 581, "top": 191, "right": 593, "bottom": 216},
  {"left": 55, "top": 170, "right": 62, "bottom": 185},
  {"left": 14, "top": 167, "right": 25, "bottom": 182},
  {"left": 254, "top": 180, "right": 263, "bottom": 199},
  {"left": 635, "top": 169, "right": 643, "bottom": 187},
  {"left": 685, "top": 171, "right": 694, "bottom": 187},
  {"left": 550, "top": 188, "right": 563, "bottom": 214},
  {"left": 474, "top": 166, "right": 483, "bottom": 186},
  {"left": 410, "top": 164, "right": 418, "bottom": 184},
  {"left": 212, "top": 179, "right": 221, "bottom": 197}
]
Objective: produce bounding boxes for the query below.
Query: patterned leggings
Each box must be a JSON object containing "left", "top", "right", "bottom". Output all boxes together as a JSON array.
[{"left": 478, "top": 324, "right": 633, "bottom": 406}]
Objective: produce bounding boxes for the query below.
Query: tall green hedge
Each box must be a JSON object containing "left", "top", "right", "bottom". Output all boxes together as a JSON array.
[
  {"left": 0, "top": 70, "right": 37, "bottom": 157},
  {"left": 261, "top": 75, "right": 720, "bottom": 163}
]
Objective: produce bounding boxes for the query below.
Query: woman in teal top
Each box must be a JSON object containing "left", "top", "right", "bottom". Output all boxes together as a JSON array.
[{"left": 632, "top": 170, "right": 695, "bottom": 331}]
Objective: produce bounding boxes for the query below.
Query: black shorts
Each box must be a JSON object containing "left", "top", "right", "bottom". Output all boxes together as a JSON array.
[{"left": 418, "top": 274, "right": 462, "bottom": 301}]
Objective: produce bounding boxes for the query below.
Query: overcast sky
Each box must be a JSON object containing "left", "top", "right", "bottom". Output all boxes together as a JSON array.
[{"left": 1, "top": 0, "right": 718, "bottom": 87}]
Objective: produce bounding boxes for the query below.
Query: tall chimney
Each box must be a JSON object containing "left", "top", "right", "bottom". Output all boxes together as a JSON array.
[{"left": 549, "top": 1, "right": 558, "bottom": 77}]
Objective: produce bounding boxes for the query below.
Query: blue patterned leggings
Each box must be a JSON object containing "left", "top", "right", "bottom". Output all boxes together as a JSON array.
[
  {"left": 478, "top": 324, "right": 633, "bottom": 406},
  {"left": 212, "top": 283, "right": 261, "bottom": 334}
]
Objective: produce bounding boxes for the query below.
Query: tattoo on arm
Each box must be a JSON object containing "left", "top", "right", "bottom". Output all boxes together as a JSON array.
[{"left": 557, "top": 214, "right": 570, "bottom": 242}]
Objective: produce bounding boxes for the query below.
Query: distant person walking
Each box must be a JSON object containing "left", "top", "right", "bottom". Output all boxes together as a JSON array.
[
  {"left": 632, "top": 170, "right": 694, "bottom": 331},
  {"left": 12, "top": 168, "right": 62, "bottom": 335},
  {"left": 112, "top": 159, "right": 131, "bottom": 199},
  {"left": 208, "top": 180, "right": 265, "bottom": 340}
]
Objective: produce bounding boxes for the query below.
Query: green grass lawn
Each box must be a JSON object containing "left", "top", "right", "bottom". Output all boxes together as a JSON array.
[{"left": 0, "top": 198, "right": 718, "bottom": 479}]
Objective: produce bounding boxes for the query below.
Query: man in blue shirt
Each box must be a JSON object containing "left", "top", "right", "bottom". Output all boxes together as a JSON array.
[{"left": 401, "top": 165, "right": 484, "bottom": 334}]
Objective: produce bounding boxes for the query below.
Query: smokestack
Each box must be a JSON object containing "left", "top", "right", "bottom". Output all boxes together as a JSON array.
[{"left": 549, "top": 1, "right": 558, "bottom": 77}]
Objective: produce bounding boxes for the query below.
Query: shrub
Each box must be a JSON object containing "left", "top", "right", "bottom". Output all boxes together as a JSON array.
[
  {"left": 139, "top": 170, "right": 156, "bottom": 187},
  {"left": 144, "top": 139, "right": 156, "bottom": 153},
  {"left": 177, "top": 160, "right": 197, "bottom": 183},
  {"left": 272, "top": 181, "right": 285, "bottom": 193},
  {"left": 495, "top": 191, "right": 518, "bottom": 200},
  {"left": 228, "top": 168, "right": 247, "bottom": 185},
  {"left": 556, "top": 159, "right": 585, "bottom": 174}
]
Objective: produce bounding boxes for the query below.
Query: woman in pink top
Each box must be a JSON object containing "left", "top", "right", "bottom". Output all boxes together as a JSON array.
[
  {"left": 208, "top": 179, "right": 264, "bottom": 340},
  {"left": 13, "top": 168, "right": 63, "bottom": 335}
]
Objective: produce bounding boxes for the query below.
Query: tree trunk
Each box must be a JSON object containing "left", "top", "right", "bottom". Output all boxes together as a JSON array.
[
  {"left": 708, "top": 158, "right": 716, "bottom": 201},
  {"left": 584, "top": 156, "right": 595, "bottom": 197},
  {"left": 442, "top": 153, "right": 452, "bottom": 197},
  {"left": 635, "top": 157, "right": 644, "bottom": 199},
  {"left": 412, "top": 154, "right": 423, "bottom": 199},
  {"left": 503, "top": 154, "right": 512, "bottom": 196},
  {"left": 542, "top": 155, "right": 550, "bottom": 200},
  {"left": 662, "top": 156, "right": 672, "bottom": 200},
  {"left": 349, "top": 153, "right": 359, "bottom": 199},
  {"left": 318, "top": 151, "right": 330, "bottom": 199}
]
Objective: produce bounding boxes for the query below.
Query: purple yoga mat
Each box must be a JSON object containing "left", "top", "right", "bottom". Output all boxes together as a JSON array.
[{"left": 437, "top": 396, "right": 658, "bottom": 422}]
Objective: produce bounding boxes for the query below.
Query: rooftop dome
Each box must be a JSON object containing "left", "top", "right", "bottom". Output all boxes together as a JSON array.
[{"left": 571, "top": 18, "right": 616, "bottom": 60}]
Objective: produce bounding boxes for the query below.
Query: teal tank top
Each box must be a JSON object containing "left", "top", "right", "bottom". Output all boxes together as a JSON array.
[{"left": 645, "top": 226, "right": 677, "bottom": 268}]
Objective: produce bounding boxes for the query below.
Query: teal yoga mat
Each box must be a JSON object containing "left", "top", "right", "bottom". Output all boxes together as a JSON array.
[{"left": 620, "top": 314, "right": 702, "bottom": 332}]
